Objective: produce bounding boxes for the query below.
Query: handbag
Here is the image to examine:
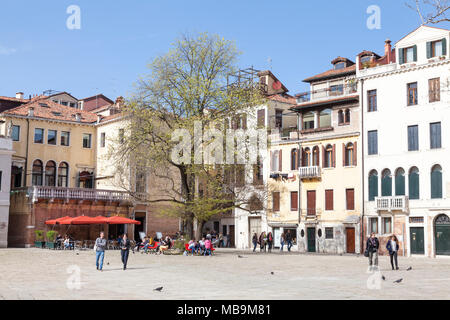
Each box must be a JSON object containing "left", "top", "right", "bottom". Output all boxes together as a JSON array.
[{"left": 364, "top": 248, "right": 369, "bottom": 257}]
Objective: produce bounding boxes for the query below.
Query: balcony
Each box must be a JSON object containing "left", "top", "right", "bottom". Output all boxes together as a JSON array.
[
  {"left": 296, "top": 82, "right": 358, "bottom": 104},
  {"left": 375, "top": 196, "right": 409, "bottom": 212},
  {"left": 268, "top": 127, "right": 299, "bottom": 142},
  {"left": 16, "top": 186, "right": 132, "bottom": 204},
  {"left": 298, "top": 166, "right": 321, "bottom": 179}
]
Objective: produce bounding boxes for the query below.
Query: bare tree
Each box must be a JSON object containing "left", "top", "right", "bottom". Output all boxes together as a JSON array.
[{"left": 406, "top": 0, "right": 449, "bottom": 24}]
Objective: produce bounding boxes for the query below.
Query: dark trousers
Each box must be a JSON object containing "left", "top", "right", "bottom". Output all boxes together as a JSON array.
[
  {"left": 390, "top": 251, "right": 398, "bottom": 269},
  {"left": 121, "top": 249, "right": 129, "bottom": 269},
  {"left": 252, "top": 241, "right": 257, "bottom": 252},
  {"left": 268, "top": 241, "right": 272, "bottom": 252}
]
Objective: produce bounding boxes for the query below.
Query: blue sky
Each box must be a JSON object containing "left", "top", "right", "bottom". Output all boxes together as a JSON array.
[{"left": 0, "top": 0, "right": 449, "bottom": 100}]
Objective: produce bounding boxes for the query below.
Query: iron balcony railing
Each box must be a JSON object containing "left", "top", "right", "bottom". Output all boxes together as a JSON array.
[
  {"left": 375, "top": 196, "right": 409, "bottom": 212},
  {"left": 298, "top": 166, "right": 321, "bottom": 179}
]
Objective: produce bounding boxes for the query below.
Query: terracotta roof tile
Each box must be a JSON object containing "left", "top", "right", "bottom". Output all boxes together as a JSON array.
[
  {"left": 266, "top": 94, "right": 296, "bottom": 105},
  {"left": 303, "top": 64, "right": 356, "bottom": 83},
  {"left": 0, "top": 96, "right": 30, "bottom": 103}
]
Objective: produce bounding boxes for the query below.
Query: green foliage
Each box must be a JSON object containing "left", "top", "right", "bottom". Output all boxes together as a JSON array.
[
  {"left": 173, "top": 240, "right": 188, "bottom": 251},
  {"left": 46, "top": 230, "right": 58, "bottom": 242},
  {"left": 34, "top": 230, "right": 44, "bottom": 241}
]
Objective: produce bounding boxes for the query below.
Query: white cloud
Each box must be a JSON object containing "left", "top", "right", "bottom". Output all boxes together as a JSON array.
[{"left": 0, "top": 46, "right": 17, "bottom": 55}]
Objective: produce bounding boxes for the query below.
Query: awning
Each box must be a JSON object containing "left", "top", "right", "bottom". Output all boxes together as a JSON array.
[
  {"left": 106, "top": 216, "right": 141, "bottom": 225},
  {"left": 45, "top": 216, "right": 71, "bottom": 225},
  {"left": 45, "top": 215, "right": 140, "bottom": 225}
]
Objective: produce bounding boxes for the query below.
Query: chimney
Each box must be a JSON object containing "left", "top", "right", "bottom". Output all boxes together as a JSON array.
[
  {"left": 16, "top": 92, "right": 24, "bottom": 99},
  {"left": 28, "top": 107, "right": 34, "bottom": 117},
  {"left": 97, "top": 115, "right": 103, "bottom": 123},
  {"left": 115, "top": 96, "right": 124, "bottom": 107},
  {"left": 385, "top": 39, "right": 392, "bottom": 63},
  {"left": 75, "top": 112, "right": 82, "bottom": 122}
]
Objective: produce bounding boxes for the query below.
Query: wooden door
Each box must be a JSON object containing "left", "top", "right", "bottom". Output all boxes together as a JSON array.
[
  {"left": 346, "top": 228, "right": 355, "bottom": 253},
  {"left": 307, "top": 191, "right": 316, "bottom": 216},
  {"left": 229, "top": 225, "right": 235, "bottom": 248},
  {"left": 307, "top": 227, "right": 316, "bottom": 252},
  {"left": 410, "top": 227, "right": 425, "bottom": 254},
  {"left": 248, "top": 217, "right": 261, "bottom": 247}
]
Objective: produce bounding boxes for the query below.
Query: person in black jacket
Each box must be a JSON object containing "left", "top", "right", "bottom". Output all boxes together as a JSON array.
[
  {"left": 386, "top": 234, "right": 400, "bottom": 270},
  {"left": 120, "top": 233, "right": 131, "bottom": 270},
  {"left": 366, "top": 232, "right": 379, "bottom": 269},
  {"left": 252, "top": 233, "right": 258, "bottom": 252},
  {"left": 285, "top": 230, "right": 293, "bottom": 252}
]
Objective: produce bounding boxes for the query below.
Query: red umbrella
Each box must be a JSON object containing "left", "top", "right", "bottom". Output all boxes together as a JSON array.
[
  {"left": 70, "top": 216, "right": 98, "bottom": 225},
  {"left": 93, "top": 216, "right": 108, "bottom": 224},
  {"left": 106, "top": 216, "right": 141, "bottom": 225},
  {"left": 45, "top": 216, "right": 71, "bottom": 225}
]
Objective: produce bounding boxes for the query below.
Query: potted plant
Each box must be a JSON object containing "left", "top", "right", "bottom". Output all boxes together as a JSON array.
[
  {"left": 46, "top": 230, "right": 58, "bottom": 249},
  {"left": 34, "top": 230, "right": 45, "bottom": 248}
]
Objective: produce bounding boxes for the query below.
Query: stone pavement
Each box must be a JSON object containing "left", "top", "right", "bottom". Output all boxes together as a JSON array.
[{"left": 0, "top": 248, "right": 449, "bottom": 300}]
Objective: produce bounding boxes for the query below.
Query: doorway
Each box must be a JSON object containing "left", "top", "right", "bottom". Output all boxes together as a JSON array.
[
  {"left": 248, "top": 217, "right": 261, "bottom": 247},
  {"left": 435, "top": 214, "right": 450, "bottom": 256},
  {"left": 229, "top": 225, "right": 235, "bottom": 248},
  {"left": 134, "top": 212, "right": 146, "bottom": 241},
  {"left": 307, "top": 227, "right": 316, "bottom": 252},
  {"left": 346, "top": 227, "right": 355, "bottom": 253},
  {"left": 410, "top": 227, "right": 425, "bottom": 254}
]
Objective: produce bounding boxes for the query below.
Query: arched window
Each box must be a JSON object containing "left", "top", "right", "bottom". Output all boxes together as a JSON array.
[
  {"left": 381, "top": 169, "right": 392, "bottom": 196},
  {"left": 32, "top": 160, "right": 43, "bottom": 186},
  {"left": 58, "top": 162, "right": 69, "bottom": 187},
  {"left": 312, "top": 146, "right": 320, "bottom": 166},
  {"left": 345, "top": 109, "right": 351, "bottom": 123},
  {"left": 303, "top": 148, "right": 311, "bottom": 167},
  {"left": 338, "top": 110, "right": 344, "bottom": 125},
  {"left": 395, "top": 168, "right": 405, "bottom": 196},
  {"left": 324, "top": 145, "right": 333, "bottom": 168},
  {"left": 344, "top": 143, "right": 354, "bottom": 166},
  {"left": 45, "top": 161, "right": 56, "bottom": 186},
  {"left": 409, "top": 167, "right": 420, "bottom": 200},
  {"left": 135, "top": 167, "right": 147, "bottom": 193},
  {"left": 431, "top": 164, "right": 442, "bottom": 199},
  {"left": 291, "top": 148, "right": 299, "bottom": 170},
  {"left": 319, "top": 109, "right": 331, "bottom": 128},
  {"left": 368, "top": 170, "right": 378, "bottom": 201}
]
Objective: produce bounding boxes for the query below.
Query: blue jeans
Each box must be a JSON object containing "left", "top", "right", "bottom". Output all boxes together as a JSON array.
[
  {"left": 280, "top": 241, "right": 285, "bottom": 251},
  {"left": 204, "top": 248, "right": 211, "bottom": 256},
  {"left": 252, "top": 241, "right": 257, "bottom": 252},
  {"left": 287, "top": 240, "right": 292, "bottom": 251},
  {"left": 96, "top": 251, "right": 105, "bottom": 270}
]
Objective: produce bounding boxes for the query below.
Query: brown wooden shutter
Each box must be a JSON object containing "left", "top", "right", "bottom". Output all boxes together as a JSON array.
[
  {"left": 342, "top": 143, "right": 346, "bottom": 167},
  {"left": 436, "top": 78, "right": 441, "bottom": 101},
  {"left": 270, "top": 151, "right": 273, "bottom": 172},
  {"left": 278, "top": 149, "right": 282, "bottom": 171},
  {"left": 325, "top": 190, "right": 333, "bottom": 210},
  {"left": 273, "top": 192, "right": 280, "bottom": 212},
  {"left": 322, "top": 146, "right": 325, "bottom": 168},
  {"left": 332, "top": 144, "right": 336, "bottom": 167},
  {"left": 353, "top": 141, "right": 357, "bottom": 166},
  {"left": 291, "top": 191, "right": 298, "bottom": 211},
  {"left": 301, "top": 148, "right": 305, "bottom": 167},
  {"left": 429, "top": 78, "right": 433, "bottom": 102},
  {"left": 257, "top": 109, "right": 265, "bottom": 127},
  {"left": 346, "top": 189, "right": 355, "bottom": 210}
]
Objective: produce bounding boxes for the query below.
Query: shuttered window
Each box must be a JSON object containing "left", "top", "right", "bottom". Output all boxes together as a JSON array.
[
  {"left": 368, "top": 130, "right": 378, "bottom": 155},
  {"left": 367, "top": 90, "right": 377, "bottom": 112},
  {"left": 430, "top": 122, "right": 441, "bottom": 149},
  {"left": 427, "top": 39, "right": 447, "bottom": 58},
  {"left": 257, "top": 109, "right": 265, "bottom": 127},
  {"left": 272, "top": 192, "right": 280, "bottom": 212},
  {"left": 368, "top": 170, "right": 378, "bottom": 201},
  {"left": 429, "top": 78, "right": 440, "bottom": 102},
  {"left": 325, "top": 190, "right": 333, "bottom": 211},
  {"left": 409, "top": 167, "right": 420, "bottom": 200},
  {"left": 381, "top": 170, "right": 392, "bottom": 197},
  {"left": 395, "top": 168, "right": 406, "bottom": 196},
  {"left": 346, "top": 189, "right": 355, "bottom": 210},
  {"left": 408, "top": 125, "right": 419, "bottom": 151},
  {"left": 290, "top": 191, "right": 298, "bottom": 211},
  {"left": 431, "top": 165, "right": 442, "bottom": 199},
  {"left": 407, "top": 82, "right": 418, "bottom": 106}
]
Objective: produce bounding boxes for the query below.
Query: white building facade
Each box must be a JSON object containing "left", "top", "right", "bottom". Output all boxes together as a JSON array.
[{"left": 0, "top": 135, "right": 14, "bottom": 248}]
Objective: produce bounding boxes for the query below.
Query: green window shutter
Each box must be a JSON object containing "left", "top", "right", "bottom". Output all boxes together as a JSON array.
[
  {"left": 409, "top": 171, "right": 420, "bottom": 200},
  {"left": 369, "top": 175, "right": 378, "bottom": 201},
  {"left": 382, "top": 176, "right": 392, "bottom": 197},
  {"left": 426, "top": 42, "right": 432, "bottom": 59},
  {"left": 431, "top": 170, "right": 442, "bottom": 199},
  {"left": 395, "top": 174, "right": 405, "bottom": 196},
  {"left": 442, "top": 38, "right": 447, "bottom": 56},
  {"left": 413, "top": 45, "right": 418, "bottom": 62},
  {"left": 399, "top": 48, "right": 404, "bottom": 64}
]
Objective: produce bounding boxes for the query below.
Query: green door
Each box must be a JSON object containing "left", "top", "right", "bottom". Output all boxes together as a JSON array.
[
  {"left": 307, "top": 228, "right": 316, "bottom": 253},
  {"left": 435, "top": 214, "right": 450, "bottom": 256},
  {"left": 410, "top": 227, "right": 424, "bottom": 254}
]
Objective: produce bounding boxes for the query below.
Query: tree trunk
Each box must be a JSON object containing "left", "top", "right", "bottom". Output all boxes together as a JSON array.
[{"left": 194, "top": 219, "right": 204, "bottom": 240}]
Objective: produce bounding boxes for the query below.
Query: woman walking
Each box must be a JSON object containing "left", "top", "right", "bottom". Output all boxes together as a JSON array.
[
  {"left": 267, "top": 232, "right": 273, "bottom": 253},
  {"left": 252, "top": 233, "right": 258, "bottom": 252},
  {"left": 259, "top": 231, "right": 266, "bottom": 253},
  {"left": 386, "top": 234, "right": 400, "bottom": 270},
  {"left": 280, "top": 233, "right": 285, "bottom": 252},
  {"left": 120, "top": 233, "right": 131, "bottom": 270}
]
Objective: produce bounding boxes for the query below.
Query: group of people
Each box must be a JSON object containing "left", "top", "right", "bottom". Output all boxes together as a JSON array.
[
  {"left": 136, "top": 235, "right": 174, "bottom": 254},
  {"left": 187, "top": 237, "right": 213, "bottom": 256},
  {"left": 252, "top": 230, "right": 294, "bottom": 253},
  {"left": 94, "top": 232, "right": 132, "bottom": 271},
  {"left": 56, "top": 234, "right": 74, "bottom": 250},
  {"left": 365, "top": 232, "right": 400, "bottom": 270}
]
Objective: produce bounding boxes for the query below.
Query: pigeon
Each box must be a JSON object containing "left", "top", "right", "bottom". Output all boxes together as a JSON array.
[
  {"left": 106, "top": 262, "right": 110, "bottom": 265},
  {"left": 393, "top": 278, "right": 403, "bottom": 283},
  {"left": 132, "top": 251, "right": 135, "bottom": 254},
  {"left": 153, "top": 287, "right": 163, "bottom": 292},
  {"left": 407, "top": 266, "right": 412, "bottom": 271},
  {"left": 76, "top": 253, "right": 79, "bottom": 255},
  {"left": 271, "top": 272, "right": 274, "bottom": 275},
  {"left": 382, "top": 275, "right": 386, "bottom": 281},
  {"left": 238, "top": 255, "right": 246, "bottom": 258}
]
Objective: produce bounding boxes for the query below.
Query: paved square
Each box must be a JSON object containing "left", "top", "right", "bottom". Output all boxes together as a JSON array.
[{"left": 0, "top": 248, "right": 449, "bottom": 300}]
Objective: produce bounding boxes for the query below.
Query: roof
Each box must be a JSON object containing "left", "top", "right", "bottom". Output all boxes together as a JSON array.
[
  {"left": 90, "top": 103, "right": 114, "bottom": 113},
  {"left": 266, "top": 93, "right": 296, "bottom": 105},
  {"left": 257, "top": 70, "right": 289, "bottom": 93},
  {"left": 0, "top": 96, "right": 30, "bottom": 103},
  {"left": 47, "top": 91, "right": 79, "bottom": 101},
  {"left": 291, "top": 95, "right": 359, "bottom": 111},
  {"left": 80, "top": 94, "right": 114, "bottom": 104},
  {"left": 1, "top": 97, "right": 98, "bottom": 123},
  {"left": 396, "top": 25, "right": 450, "bottom": 45},
  {"left": 303, "top": 64, "right": 356, "bottom": 83}
]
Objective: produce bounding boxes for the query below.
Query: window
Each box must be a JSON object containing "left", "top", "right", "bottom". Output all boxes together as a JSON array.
[
  {"left": 11, "top": 166, "right": 22, "bottom": 188},
  {"left": 302, "top": 148, "right": 311, "bottom": 167},
  {"left": 32, "top": 160, "right": 43, "bottom": 186},
  {"left": 291, "top": 149, "right": 299, "bottom": 170},
  {"left": 275, "top": 110, "right": 283, "bottom": 128},
  {"left": 368, "top": 90, "right": 377, "bottom": 112},
  {"left": 427, "top": 39, "right": 446, "bottom": 58},
  {"left": 319, "top": 109, "right": 331, "bottom": 128},
  {"left": 312, "top": 146, "right": 320, "bottom": 166},
  {"left": 368, "top": 170, "right": 378, "bottom": 201},
  {"left": 369, "top": 217, "right": 378, "bottom": 234},
  {"left": 407, "top": 82, "right": 418, "bottom": 106},
  {"left": 271, "top": 150, "right": 280, "bottom": 172},
  {"left": 344, "top": 143, "right": 355, "bottom": 167},
  {"left": 47, "top": 130, "right": 57, "bottom": 145},
  {"left": 338, "top": 110, "right": 344, "bottom": 125},
  {"left": 100, "top": 132, "right": 106, "bottom": 148},
  {"left": 325, "top": 189, "right": 333, "bottom": 210},
  {"left": 400, "top": 46, "right": 417, "bottom": 64},
  {"left": 253, "top": 158, "right": 263, "bottom": 185},
  {"left": 334, "top": 62, "right": 345, "bottom": 70},
  {"left": 272, "top": 192, "right": 280, "bottom": 212},
  {"left": 34, "top": 128, "right": 44, "bottom": 143},
  {"left": 395, "top": 168, "right": 405, "bottom": 196},
  {"left": 0, "top": 171, "right": 2, "bottom": 191},
  {"left": 12, "top": 125, "right": 20, "bottom": 141},
  {"left": 119, "top": 128, "right": 125, "bottom": 144},
  {"left": 330, "top": 84, "right": 343, "bottom": 96},
  {"left": 83, "top": 133, "right": 92, "bottom": 148},
  {"left": 431, "top": 164, "right": 442, "bottom": 199},
  {"left": 45, "top": 161, "right": 56, "bottom": 186},
  {"left": 408, "top": 125, "right": 419, "bottom": 151},
  {"left": 135, "top": 168, "right": 147, "bottom": 193},
  {"left": 290, "top": 191, "right": 298, "bottom": 211},
  {"left": 61, "top": 101, "right": 68, "bottom": 106},
  {"left": 430, "top": 122, "right": 441, "bottom": 149},
  {"left": 344, "top": 109, "right": 350, "bottom": 124},
  {"left": 58, "top": 162, "right": 68, "bottom": 187},
  {"left": 368, "top": 130, "right": 378, "bottom": 155},
  {"left": 381, "top": 169, "right": 392, "bottom": 197},
  {"left": 361, "top": 56, "right": 372, "bottom": 63},
  {"left": 61, "top": 131, "right": 70, "bottom": 146},
  {"left": 303, "top": 112, "right": 314, "bottom": 130},
  {"left": 346, "top": 189, "right": 355, "bottom": 210},
  {"left": 324, "top": 145, "right": 333, "bottom": 168},
  {"left": 429, "top": 78, "right": 440, "bottom": 102},
  {"left": 78, "top": 171, "right": 93, "bottom": 189},
  {"left": 69, "top": 102, "right": 76, "bottom": 108},
  {"left": 257, "top": 109, "right": 265, "bottom": 127},
  {"left": 325, "top": 227, "right": 334, "bottom": 239},
  {"left": 382, "top": 217, "right": 392, "bottom": 234},
  {"left": 409, "top": 167, "right": 420, "bottom": 200}
]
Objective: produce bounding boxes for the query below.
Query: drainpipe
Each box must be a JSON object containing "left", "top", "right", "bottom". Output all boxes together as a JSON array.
[
  {"left": 297, "top": 112, "right": 302, "bottom": 249},
  {"left": 360, "top": 78, "right": 365, "bottom": 254}
]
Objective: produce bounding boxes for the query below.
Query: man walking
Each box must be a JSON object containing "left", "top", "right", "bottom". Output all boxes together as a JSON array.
[
  {"left": 95, "top": 231, "right": 107, "bottom": 271},
  {"left": 366, "top": 232, "right": 379, "bottom": 270},
  {"left": 286, "top": 230, "right": 293, "bottom": 252},
  {"left": 120, "top": 233, "right": 131, "bottom": 270}
]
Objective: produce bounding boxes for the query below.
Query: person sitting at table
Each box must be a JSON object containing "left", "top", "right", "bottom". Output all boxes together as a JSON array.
[
  {"left": 63, "top": 236, "right": 71, "bottom": 250},
  {"left": 158, "top": 236, "right": 171, "bottom": 254},
  {"left": 188, "top": 238, "right": 197, "bottom": 255}
]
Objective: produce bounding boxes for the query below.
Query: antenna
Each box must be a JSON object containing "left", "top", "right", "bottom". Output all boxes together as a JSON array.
[{"left": 267, "top": 57, "right": 272, "bottom": 70}]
